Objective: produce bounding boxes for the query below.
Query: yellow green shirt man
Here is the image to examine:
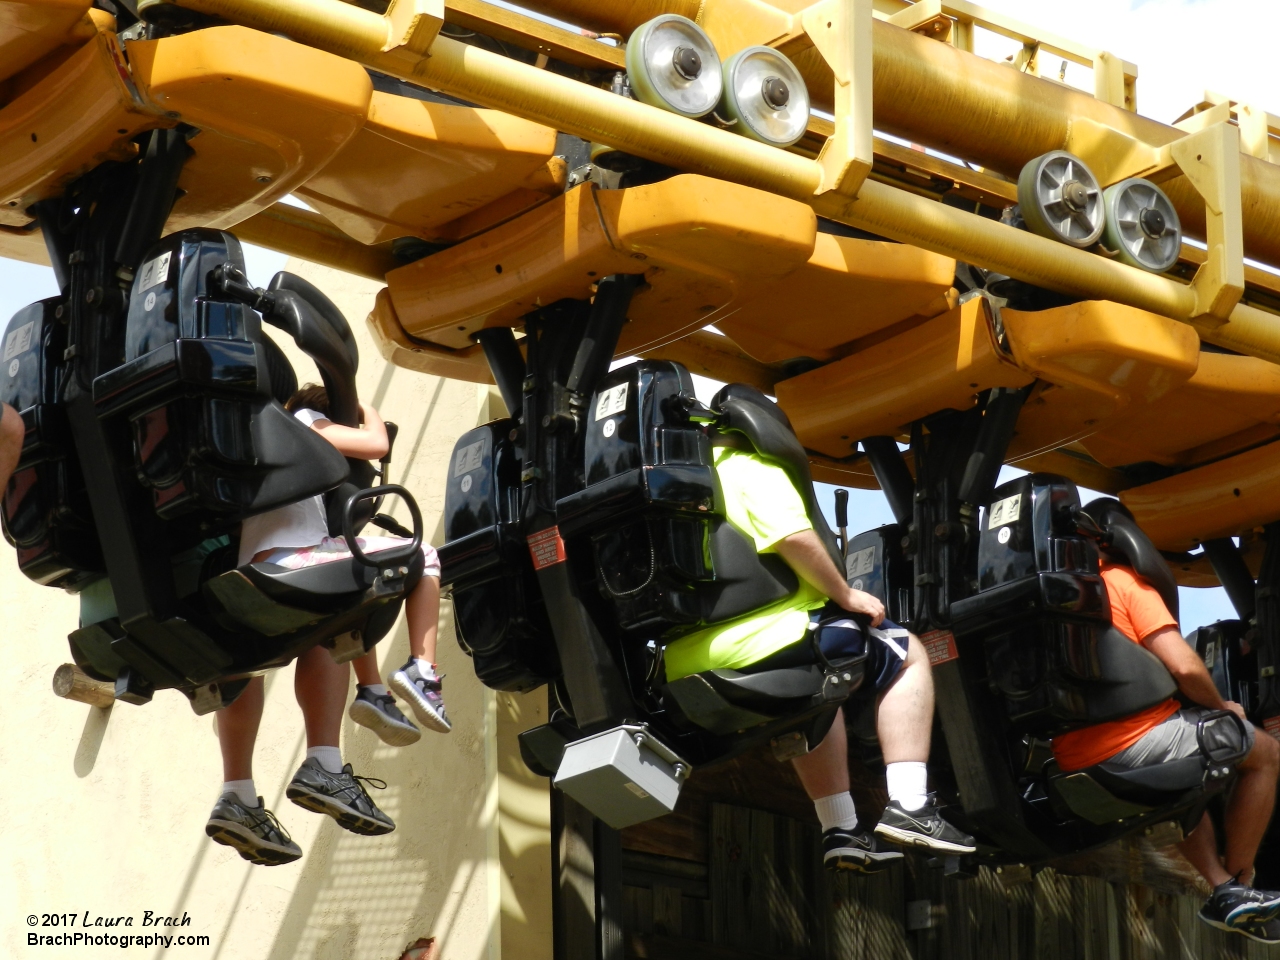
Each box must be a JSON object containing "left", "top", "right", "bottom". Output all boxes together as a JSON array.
[{"left": 664, "top": 446, "right": 828, "bottom": 680}]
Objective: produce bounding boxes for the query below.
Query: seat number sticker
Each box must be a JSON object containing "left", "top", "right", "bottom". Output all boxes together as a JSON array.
[
  {"left": 846, "top": 545, "right": 876, "bottom": 579},
  {"left": 920, "top": 629, "right": 959, "bottom": 665},
  {"left": 2, "top": 320, "right": 33, "bottom": 361},
  {"left": 453, "top": 439, "right": 485, "bottom": 477},
  {"left": 137, "top": 251, "right": 172, "bottom": 291},
  {"left": 528, "top": 526, "right": 567, "bottom": 570},
  {"left": 988, "top": 493, "right": 1022, "bottom": 529},
  {"left": 595, "top": 382, "right": 628, "bottom": 421}
]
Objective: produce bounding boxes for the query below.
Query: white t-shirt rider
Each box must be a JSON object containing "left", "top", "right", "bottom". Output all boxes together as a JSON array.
[{"left": 237, "top": 408, "right": 331, "bottom": 566}]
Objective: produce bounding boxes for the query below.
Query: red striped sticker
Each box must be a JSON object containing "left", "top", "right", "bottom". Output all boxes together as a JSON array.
[
  {"left": 1264, "top": 716, "right": 1280, "bottom": 743},
  {"left": 920, "top": 629, "right": 959, "bottom": 666},
  {"left": 527, "top": 526, "right": 567, "bottom": 570}
]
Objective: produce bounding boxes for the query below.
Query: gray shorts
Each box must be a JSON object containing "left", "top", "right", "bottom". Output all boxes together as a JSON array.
[{"left": 1106, "top": 707, "right": 1255, "bottom": 769}]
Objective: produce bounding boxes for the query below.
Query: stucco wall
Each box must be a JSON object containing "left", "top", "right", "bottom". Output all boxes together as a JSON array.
[{"left": 1, "top": 259, "right": 550, "bottom": 960}]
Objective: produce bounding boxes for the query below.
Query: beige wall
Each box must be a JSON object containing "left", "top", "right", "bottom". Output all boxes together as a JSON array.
[{"left": 1, "top": 260, "right": 551, "bottom": 960}]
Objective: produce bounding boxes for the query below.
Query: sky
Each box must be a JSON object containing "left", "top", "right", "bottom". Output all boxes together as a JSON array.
[{"left": 2, "top": 0, "right": 1269, "bottom": 632}]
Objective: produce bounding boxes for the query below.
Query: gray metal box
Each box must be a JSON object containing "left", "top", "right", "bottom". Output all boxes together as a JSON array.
[{"left": 553, "top": 725, "right": 690, "bottom": 829}]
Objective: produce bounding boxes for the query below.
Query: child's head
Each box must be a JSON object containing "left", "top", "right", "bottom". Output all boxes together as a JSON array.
[{"left": 286, "top": 383, "right": 330, "bottom": 417}]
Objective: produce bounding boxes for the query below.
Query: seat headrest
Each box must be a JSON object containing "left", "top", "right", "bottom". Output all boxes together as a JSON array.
[
  {"left": 709, "top": 383, "right": 842, "bottom": 570},
  {"left": 1080, "top": 497, "right": 1179, "bottom": 621}
]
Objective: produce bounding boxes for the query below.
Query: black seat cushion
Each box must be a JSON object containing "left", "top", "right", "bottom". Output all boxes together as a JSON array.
[
  {"left": 244, "top": 545, "right": 424, "bottom": 610},
  {"left": 1088, "top": 755, "right": 1206, "bottom": 805}
]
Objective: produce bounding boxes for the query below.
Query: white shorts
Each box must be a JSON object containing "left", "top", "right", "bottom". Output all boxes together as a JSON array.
[{"left": 264, "top": 536, "right": 440, "bottom": 578}]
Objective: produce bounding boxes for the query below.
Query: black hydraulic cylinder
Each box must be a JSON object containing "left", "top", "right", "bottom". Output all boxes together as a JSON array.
[
  {"left": 860, "top": 436, "right": 913, "bottom": 525},
  {"left": 565, "top": 273, "right": 641, "bottom": 398},
  {"left": 474, "top": 326, "right": 526, "bottom": 419},
  {"left": 957, "top": 385, "right": 1029, "bottom": 508},
  {"left": 1203, "top": 538, "right": 1257, "bottom": 622},
  {"left": 114, "top": 127, "right": 192, "bottom": 273}
]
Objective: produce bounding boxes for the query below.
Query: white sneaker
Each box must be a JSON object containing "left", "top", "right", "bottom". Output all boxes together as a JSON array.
[{"left": 389, "top": 660, "right": 452, "bottom": 733}]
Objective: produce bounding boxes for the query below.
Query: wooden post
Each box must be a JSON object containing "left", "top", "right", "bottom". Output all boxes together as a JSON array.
[{"left": 52, "top": 663, "right": 115, "bottom": 708}]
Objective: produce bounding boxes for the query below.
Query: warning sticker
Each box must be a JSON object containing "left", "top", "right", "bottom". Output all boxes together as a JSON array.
[
  {"left": 1264, "top": 716, "right": 1280, "bottom": 743},
  {"left": 920, "top": 629, "right": 959, "bottom": 666},
  {"left": 988, "top": 493, "right": 1022, "bottom": 530},
  {"left": 595, "top": 382, "right": 628, "bottom": 421},
  {"left": 453, "top": 439, "right": 485, "bottom": 477},
  {"left": 527, "top": 526, "right": 567, "bottom": 570},
  {"left": 137, "top": 250, "right": 172, "bottom": 292},
  {"left": 2, "top": 320, "right": 33, "bottom": 361},
  {"left": 846, "top": 545, "right": 876, "bottom": 579}
]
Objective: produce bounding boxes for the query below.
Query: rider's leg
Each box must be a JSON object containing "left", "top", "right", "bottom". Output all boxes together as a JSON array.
[
  {"left": 215, "top": 675, "right": 264, "bottom": 806},
  {"left": 295, "top": 645, "right": 349, "bottom": 771},
  {"left": 1179, "top": 812, "right": 1230, "bottom": 887},
  {"left": 353, "top": 650, "right": 383, "bottom": 688},
  {"left": 0, "top": 402, "right": 22, "bottom": 491},
  {"left": 875, "top": 633, "right": 933, "bottom": 810},
  {"left": 1223, "top": 730, "right": 1280, "bottom": 881},
  {"left": 792, "top": 707, "right": 850, "bottom": 799},
  {"left": 405, "top": 571, "right": 440, "bottom": 663}
]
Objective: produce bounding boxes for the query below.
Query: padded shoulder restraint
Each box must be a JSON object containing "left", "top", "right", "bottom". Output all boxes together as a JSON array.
[
  {"left": 1080, "top": 497, "right": 1180, "bottom": 622},
  {"left": 711, "top": 383, "right": 843, "bottom": 570}
]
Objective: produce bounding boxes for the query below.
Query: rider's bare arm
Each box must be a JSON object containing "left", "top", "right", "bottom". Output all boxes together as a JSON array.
[
  {"left": 1144, "top": 625, "right": 1242, "bottom": 719},
  {"left": 308, "top": 401, "right": 389, "bottom": 460},
  {"left": 775, "top": 529, "right": 885, "bottom": 626}
]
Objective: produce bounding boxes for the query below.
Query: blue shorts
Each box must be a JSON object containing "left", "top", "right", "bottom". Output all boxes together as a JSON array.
[{"left": 741, "top": 603, "right": 911, "bottom": 693}]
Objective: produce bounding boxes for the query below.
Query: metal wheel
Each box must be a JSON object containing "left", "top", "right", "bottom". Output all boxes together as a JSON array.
[
  {"left": 625, "top": 15, "right": 722, "bottom": 119},
  {"left": 1101, "top": 177, "right": 1182, "bottom": 273},
  {"left": 719, "top": 45, "right": 810, "bottom": 147},
  {"left": 1016, "top": 150, "right": 1105, "bottom": 248}
]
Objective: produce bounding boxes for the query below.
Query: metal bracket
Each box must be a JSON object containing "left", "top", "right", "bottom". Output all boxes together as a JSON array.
[
  {"left": 802, "top": 0, "right": 874, "bottom": 198},
  {"left": 382, "top": 0, "right": 443, "bottom": 58},
  {"left": 1064, "top": 109, "right": 1244, "bottom": 325}
]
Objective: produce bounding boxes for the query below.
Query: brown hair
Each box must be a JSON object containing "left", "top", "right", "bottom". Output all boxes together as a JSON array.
[{"left": 286, "top": 383, "right": 330, "bottom": 416}]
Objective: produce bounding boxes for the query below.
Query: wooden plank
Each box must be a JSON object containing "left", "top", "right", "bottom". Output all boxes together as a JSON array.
[
  {"left": 652, "top": 885, "right": 683, "bottom": 938},
  {"left": 710, "top": 803, "right": 754, "bottom": 951},
  {"left": 622, "top": 885, "right": 652, "bottom": 937},
  {"left": 443, "top": 0, "right": 626, "bottom": 70},
  {"left": 624, "top": 932, "right": 776, "bottom": 960}
]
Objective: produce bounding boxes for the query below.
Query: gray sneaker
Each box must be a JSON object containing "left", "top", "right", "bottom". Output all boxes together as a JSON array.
[
  {"left": 349, "top": 686, "right": 421, "bottom": 747},
  {"left": 205, "top": 793, "right": 302, "bottom": 866},
  {"left": 390, "top": 660, "right": 452, "bottom": 733},
  {"left": 874, "top": 795, "right": 977, "bottom": 855},
  {"left": 286, "top": 758, "right": 395, "bottom": 836}
]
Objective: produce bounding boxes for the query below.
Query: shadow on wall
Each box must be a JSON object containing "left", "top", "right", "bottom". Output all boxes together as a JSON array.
[
  {"left": 260, "top": 599, "right": 498, "bottom": 960},
  {"left": 74, "top": 704, "right": 112, "bottom": 777}
]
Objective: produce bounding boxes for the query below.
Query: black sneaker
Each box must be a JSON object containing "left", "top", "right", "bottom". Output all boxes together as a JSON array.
[
  {"left": 1238, "top": 918, "right": 1280, "bottom": 944},
  {"left": 205, "top": 793, "right": 302, "bottom": 866},
  {"left": 349, "top": 686, "right": 421, "bottom": 747},
  {"left": 1198, "top": 879, "right": 1280, "bottom": 931},
  {"left": 286, "top": 758, "right": 395, "bottom": 836},
  {"left": 822, "top": 826, "right": 904, "bottom": 873},
  {"left": 874, "top": 796, "right": 977, "bottom": 855}
]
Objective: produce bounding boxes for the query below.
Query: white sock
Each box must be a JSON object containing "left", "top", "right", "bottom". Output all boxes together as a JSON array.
[
  {"left": 360, "top": 683, "right": 388, "bottom": 697},
  {"left": 814, "top": 792, "right": 859, "bottom": 833},
  {"left": 886, "top": 761, "right": 929, "bottom": 811},
  {"left": 413, "top": 658, "right": 437, "bottom": 680},
  {"left": 306, "top": 746, "right": 343, "bottom": 774},
  {"left": 221, "top": 779, "right": 257, "bottom": 807}
]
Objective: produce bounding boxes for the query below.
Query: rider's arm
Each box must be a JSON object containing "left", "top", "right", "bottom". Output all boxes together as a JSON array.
[
  {"left": 1144, "top": 626, "right": 1242, "bottom": 718},
  {"left": 308, "top": 401, "right": 389, "bottom": 460},
  {"left": 775, "top": 529, "right": 886, "bottom": 626}
]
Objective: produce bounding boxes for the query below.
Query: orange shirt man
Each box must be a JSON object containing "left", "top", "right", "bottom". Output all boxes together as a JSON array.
[
  {"left": 1052, "top": 563, "right": 1181, "bottom": 771},
  {"left": 1050, "top": 558, "right": 1280, "bottom": 941}
]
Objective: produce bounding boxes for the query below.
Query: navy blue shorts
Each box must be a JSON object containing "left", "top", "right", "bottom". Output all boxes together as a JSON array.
[{"left": 742, "top": 603, "right": 911, "bottom": 694}]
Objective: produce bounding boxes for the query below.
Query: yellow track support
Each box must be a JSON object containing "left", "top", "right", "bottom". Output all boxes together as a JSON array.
[{"left": 157, "top": 0, "right": 1280, "bottom": 369}]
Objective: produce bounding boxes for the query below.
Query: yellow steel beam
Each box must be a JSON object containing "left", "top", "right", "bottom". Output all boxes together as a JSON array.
[
  {"left": 443, "top": 0, "right": 625, "bottom": 70},
  {"left": 159, "top": 0, "right": 1280, "bottom": 364}
]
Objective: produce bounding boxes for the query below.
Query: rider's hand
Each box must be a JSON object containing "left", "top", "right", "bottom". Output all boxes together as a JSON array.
[
  {"left": 1224, "top": 701, "right": 1247, "bottom": 722},
  {"left": 842, "top": 588, "right": 885, "bottom": 627}
]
